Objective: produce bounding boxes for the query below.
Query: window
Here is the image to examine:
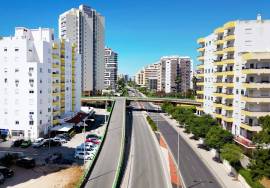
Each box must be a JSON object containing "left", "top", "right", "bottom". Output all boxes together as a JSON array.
[
  {"left": 29, "top": 112, "right": 34, "bottom": 115},
  {"left": 29, "top": 121, "right": 34, "bottom": 125},
  {"left": 15, "top": 68, "right": 19, "bottom": 73},
  {"left": 29, "top": 90, "right": 34, "bottom": 94},
  {"left": 15, "top": 121, "right": 19, "bottom": 125},
  {"left": 3, "top": 48, "right": 7, "bottom": 52},
  {"left": 4, "top": 78, "right": 7, "bottom": 83},
  {"left": 15, "top": 48, "right": 19, "bottom": 52}
]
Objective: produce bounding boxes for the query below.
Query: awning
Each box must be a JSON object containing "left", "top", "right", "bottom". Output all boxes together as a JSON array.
[{"left": 50, "top": 123, "right": 74, "bottom": 132}]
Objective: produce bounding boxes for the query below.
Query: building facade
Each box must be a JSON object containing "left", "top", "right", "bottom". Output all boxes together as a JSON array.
[
  {"left": 104, "top": 48, "right": 118, "bottom": 90},
  {"left": 0, "top": 27, "right": 81, "bottom": 140},
  {"left": 135, "top": 56, "right": 192, "bottom": 93},
  {"left": 196, "top": 15, "right": 270, "bottom": 148},
  {"left": 59, "top": 4, "right": 105, "bottom": 95}
]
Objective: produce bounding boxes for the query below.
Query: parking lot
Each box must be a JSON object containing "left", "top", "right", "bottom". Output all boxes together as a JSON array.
[{"left": 0, "top": 108, "right": 109, "bottom": 188}]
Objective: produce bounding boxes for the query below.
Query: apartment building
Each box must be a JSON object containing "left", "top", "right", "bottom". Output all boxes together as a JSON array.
[
  {"left": 104, "top": 48, "right": 118, "bottom": 90},
  {"left": 59, "top": 4, "right": 105, "bottom": 95},
  {"left": 135, "top": 70, "right": 145, "bottom": 86},
  {"left": 135, "top": 56, "right": 192, "bottom": 93},
  {"left": 196, "top": 15, "right": 270, "bottom": 148},
  {"left": 158, "top": 56, "right": 192, "bottom": 93},
  {"left": 0, "top": 27, "right": 81, "bottom": 140}
]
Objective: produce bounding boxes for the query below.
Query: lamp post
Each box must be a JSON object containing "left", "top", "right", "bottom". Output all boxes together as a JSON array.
[{"left": 83, "top": 119, "right": 86, "bottom": 167}]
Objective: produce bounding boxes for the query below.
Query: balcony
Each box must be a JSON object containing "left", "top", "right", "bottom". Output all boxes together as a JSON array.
[
  {"left": 241, "top": 109, "right": 270, "bottom": 117},
  {"left": 213, "top": 103, "right": 222, "bottom": 108},
  {"left": 214, "top": 70, "right": 234, "bottom": 76},
  {"left": 241, "top": 95, "right": 270, "bottom": 103},
  {"left": 197, "top": 82, "right": 204, "bottom": 86},
  {"left": 197, "top": 64, "right": 204, "bottom": 69},
  {"left": 197, "top": 90, "right": 204, "bottom": 94},
  {"left": 224, "top": 34, "right": 235, "bottom": 41},
  {"left": 213, "top": 92, "right": 234, "bottom": 99},
  {"left": 214, "top": 49, "right": 224, "bottom": 55},
  {"left": 197, "top": 47, "right": 205, "bottom": 52},
  {"left": 214, "top": 27, "right": 224, "bottom": 34},
  {"left": 224, "top": 21, "right": 236, "bottom": 29},
  {"left": 196, "top": 98, "right": 204, "bottom": 103},
  {"left": 52, "top": 73, "right": 59, "bottom": 78},
  {"left": 53, "top": 119, "right": 60, "bottom": 125},
  {"left": 223, "top": 46, "right": 235, "bottom": 53},
  {"left": 242, "top": 52, "right": 270, "bottom": 61},
  {"left": 214, "top": 59, "right": 235, "bottom": 66},
  {"left": 52, "top": 43, "right": 59, "bottom": 49},
  {"left": 234, "top": 136, "right": 256, "bottom": 149},
  {"left": 197, "top": 38, "right": 205, "bottom": 44},
  {"left": 242, "top": 82, "right": 270, "bottom": 89},
  {"left": 52, "top": 54, "right": 59, "bottom": 60},
  {"left": 52, "top": 63, "right": 60, "bottom": 68},
  {"left": 214, "top": 82, "right": 234, "bottom": 87},
  {"left": 222, "top": 104, "right": 233, "bottom": 111},
  {"left": 197, "top": 73, "right": 204, "bottom": 78},
  {"left": 214, "top": 39, "right": 224, "bottom": 45},
  {"left": 197, "top": 55, "right": 204, "bottom": 61},
  {"left": 213, "top": 113, "right": 222, "bottom": 119},
  {"left": 196, "top": 106, "right": 204, "bottom": 111},
  {"left": 240, "top": 123, "right": 262, "bottom": 132},
  {"left": 222, "top": 115, "right": 233, "bottom": 123},
  {"left": 242, "top": 68, "right": 270, "bottom": 75}
]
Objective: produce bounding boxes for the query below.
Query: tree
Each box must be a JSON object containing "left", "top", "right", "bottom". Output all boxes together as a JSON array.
[
  {"left": 249, "top": 149, "right": 270, "bottom": 180},
  {"left": 192, "top": 76, "right": 197, "bottom": 95},
  {"left": 190, "top": 115, "right": 217, "bottom": 138},
  {"left": 174, "top": 76, "right": 182, "bottom": 93},
  {"left": 205, "top": 126, "right": 233, "bottom": 151},
  {"left": 253, "top": 115, "right": 270, "bottom": 145},
  {"left": 221, "top": 143, "right": 243, "bottom": 165}
]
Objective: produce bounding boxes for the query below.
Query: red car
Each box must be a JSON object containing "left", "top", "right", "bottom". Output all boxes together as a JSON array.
[{"left": 85, "top": 138, "right": 100, "bottom": 145}]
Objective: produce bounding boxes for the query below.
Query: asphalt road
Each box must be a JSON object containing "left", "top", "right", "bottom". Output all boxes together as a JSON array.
[
  {"left": 131, "top": 90, "right": 222, "bottom": 188},
  {"left": 144, "top": 102, "right": 222, "bottom": 188},
  {"left": 129, "top": 102, "right": 167, "bottom": 188},
  {"left": 85, "top": 98, "right": 126, "bottom": 188}
]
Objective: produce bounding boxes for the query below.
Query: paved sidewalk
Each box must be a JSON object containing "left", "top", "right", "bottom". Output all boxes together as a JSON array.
[{"left": 161, "top": 113, "right": 247, "bottom": 188}]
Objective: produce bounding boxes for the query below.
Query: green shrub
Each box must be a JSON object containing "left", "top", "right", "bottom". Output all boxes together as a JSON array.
[
  {"left": 239, "top": 169, "right": 264, "bottom": 188},
  {"left": 146, "top": 116, "right": 158, "bottom": 131},
  {"left": 69, "top": 130, "right": 76, "bottom": 137}
]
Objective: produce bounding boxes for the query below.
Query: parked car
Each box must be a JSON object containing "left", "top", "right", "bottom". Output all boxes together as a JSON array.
[
  {"left": 0, "top": 173, "right": 4, "bottom": 184},
  {"left": 212, "top": 156, "right": 222, "bottom": 163},
  {"left": 86, "top": 134, "right": 102, "bottom": 140},
  {"left": 197, "top": 144, "right": 210, "bottom": 151},
  {"left": 74, "top": 151, "right": 94, "bottom": 160},
  {"left": 85, "top": 138, "right": 100, "bottom": 145},
  {"left": 21, "top": 140, "right": 32, "bottom": 148},
  {"left": 57, "top": 134, "right": 70, "bottom": 141},
  {"left": 13, "top": 139, "right": 24, "bottom": 147},
  {"left": 32, "top": 139, "right": 45, "bottom": 148},
  {"left": 16, "top": 157, "right": 36, "bottom": 168},
  {"left": 42, "top": 139, "right": 61, "bottom": 147},
  {"left": 0, "top": 166, "right": 14, "bottom": 178},
  {"left": 53, "top": 137, "right": 67, "bottom": 143}
]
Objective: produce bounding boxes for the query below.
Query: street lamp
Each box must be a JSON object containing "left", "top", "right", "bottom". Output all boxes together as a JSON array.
[{"left": 83, "top": 119, "right": 86, "bottom": 167}]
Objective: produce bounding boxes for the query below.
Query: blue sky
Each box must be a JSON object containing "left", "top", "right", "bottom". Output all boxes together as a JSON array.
[{"left": 0, "top": 0, "right": 270, "bottom": 76}]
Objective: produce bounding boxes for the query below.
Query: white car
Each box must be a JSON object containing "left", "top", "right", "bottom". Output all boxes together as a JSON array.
[
  {"left": 74, "top": 151, "right": 94, "bottom": 160},
  {"left": 32, "top": 138, "right": 45, "bottom": 148},
  {"left": 53, "top": 137, "right": 67, "bottom": 143}
]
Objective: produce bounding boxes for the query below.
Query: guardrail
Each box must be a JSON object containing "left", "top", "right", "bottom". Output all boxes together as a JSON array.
[
  {"left": 112, "top": 99, "right": 126, "bottom": 188},
  {"left": 77, "top": 100, "right": 116, "bottom": 188}
]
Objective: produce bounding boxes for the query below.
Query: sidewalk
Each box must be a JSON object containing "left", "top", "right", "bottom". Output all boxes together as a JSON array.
[{"left": 160, "top": 113, "right": 247, "bottom": 188}]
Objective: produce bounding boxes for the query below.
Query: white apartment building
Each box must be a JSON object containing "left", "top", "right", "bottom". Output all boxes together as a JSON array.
[
  {"left": 135, "top": 70, "right": 145, "bottom": 86},
  {"left": 59, "top": 4, "right": 105, "bottom": 95},
  {"left": 104, "top": 48, "right": 118, "bottom": 90},
  {"left": 0, "top": 27, "right": 81, "bottom": 140},
  {"left": 196, "top": 15, "right": 270, "bottom": 148}
]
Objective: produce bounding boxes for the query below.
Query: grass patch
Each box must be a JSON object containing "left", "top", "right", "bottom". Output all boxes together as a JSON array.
[
  {"left": 239, "top": 169, "right": 264, "bottom": 188},
  {"left": 146, "top": 116, "right": 158, "bottom": 131}
]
